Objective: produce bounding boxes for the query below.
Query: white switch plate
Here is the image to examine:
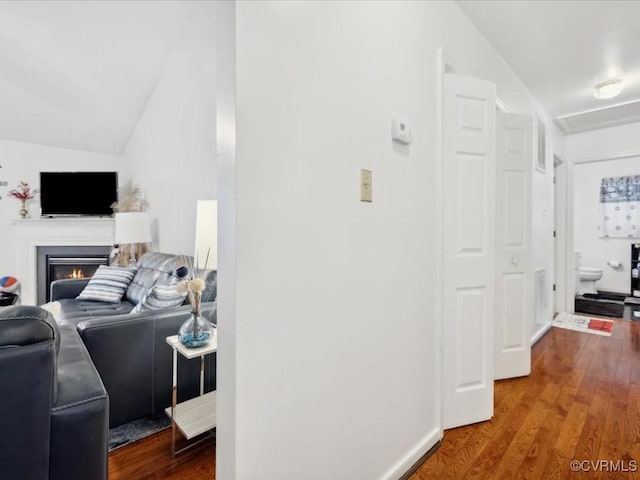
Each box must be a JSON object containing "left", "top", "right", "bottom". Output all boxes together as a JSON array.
[{"left": 361, "top": 169, "right": 372, "bottom": 202}]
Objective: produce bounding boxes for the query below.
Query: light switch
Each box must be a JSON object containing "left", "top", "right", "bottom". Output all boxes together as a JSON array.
[{"left": 361, "top": 169, "right": 372, "bottom": 202}]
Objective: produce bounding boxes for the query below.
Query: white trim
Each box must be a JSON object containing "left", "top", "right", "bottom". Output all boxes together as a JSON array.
[
  {"left": 565, "top": 160, "right": 576, "bottom": 313},
  {"left": 561, "top": 149, "right": 640, "bottom": 316},
  {"left": 378, "top": 427, "right": 442, "bottom": 480},
  {"left": 531, "top": 321, "right": 551, "bottom": 345},
  {"left": 434, "top": 46, "right": 446, "bottom": 440},
  {"left": 554, "top": 160, "right": 568, "bottom": 314},
  {"left": 553, "top": 154, "right": 563, "bottom": 167},
  {"left": 13, "top": 218, "right": 114, "bottom": 305},
  {"left": 556, "top": 98, "right": 640, "bottom": 122},
  {"left": 214, "top": 1, "right": 237, "bottom": 479},
  {"left": 496, "top": 98, "right": 511, "bottom": 113},
  {"left": 569, "top": 148, "right": 640, "bottom": 164}
]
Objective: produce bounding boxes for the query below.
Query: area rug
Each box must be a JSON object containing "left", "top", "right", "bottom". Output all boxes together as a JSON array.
[
  {"left": 108, "top": 413, "right": 171, "bottom": 451},
  {"left": 552, "top": 312, "right": 614, "bottom": 337}
]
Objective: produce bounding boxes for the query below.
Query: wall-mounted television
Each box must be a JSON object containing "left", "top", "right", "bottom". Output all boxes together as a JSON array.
[{"left": 40, "top": 171, "right": 118, "bottom": 217}]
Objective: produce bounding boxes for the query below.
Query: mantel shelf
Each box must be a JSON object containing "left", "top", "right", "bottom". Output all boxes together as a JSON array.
[{"left": 12, "top": 217, "right": 114, "bottom": 226}]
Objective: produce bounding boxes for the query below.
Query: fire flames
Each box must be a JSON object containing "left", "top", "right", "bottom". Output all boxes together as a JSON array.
[{"left": 69, "top": 269, "right": 84, "bottom": 279}]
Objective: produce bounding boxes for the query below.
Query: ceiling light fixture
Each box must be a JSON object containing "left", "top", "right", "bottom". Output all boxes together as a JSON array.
[{"left": 593, "top": 79, "right": 623, "bottom": 100}]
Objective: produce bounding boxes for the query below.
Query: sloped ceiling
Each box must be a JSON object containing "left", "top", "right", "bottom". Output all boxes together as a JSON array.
[
  {"left": 0, "top": 0, "right": 195, "bottom": 154},
  {"left": 456, "top": 0, "right": 640, "bottom": 134}
]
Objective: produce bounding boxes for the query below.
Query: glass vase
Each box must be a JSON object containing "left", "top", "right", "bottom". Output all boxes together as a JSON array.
[{"left": 178, "top": 311, "right": 213, "bottom": 348}]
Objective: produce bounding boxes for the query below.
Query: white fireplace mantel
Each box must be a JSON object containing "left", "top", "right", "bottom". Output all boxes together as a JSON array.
[{"left": 14, "top": 218, "right": 114, "bottom": 305}]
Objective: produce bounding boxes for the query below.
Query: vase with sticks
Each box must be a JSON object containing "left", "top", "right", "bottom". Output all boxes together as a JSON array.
[{"left": 176, "top": 252, "right": 214, "bottom": 348}]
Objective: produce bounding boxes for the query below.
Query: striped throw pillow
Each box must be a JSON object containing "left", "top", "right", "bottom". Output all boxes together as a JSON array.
[
  {"left": 76, "top": 265, "right": 137, "bottom": 304},
  {"left": 132, "top": 277, "right": 187, "bottom": 313}
]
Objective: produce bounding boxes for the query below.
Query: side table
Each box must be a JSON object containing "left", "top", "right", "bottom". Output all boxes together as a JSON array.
[{"left": 165, "top": 331, "right": 217, "bottom": 457}]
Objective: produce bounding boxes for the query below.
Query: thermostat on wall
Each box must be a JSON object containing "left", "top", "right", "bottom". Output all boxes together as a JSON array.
[{"left": 391, "top": 116, "right": 413, "bottom": 145}]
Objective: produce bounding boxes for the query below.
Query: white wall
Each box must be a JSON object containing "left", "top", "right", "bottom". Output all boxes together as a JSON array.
[
  {"left": 124, "top": 1, "right": 217, "bottom": 257},
  {"left": 219, "top": 2, "right": 559, "bottom": 479},
  {"left": 564, "top": 121, "right": 640, "bottom": 161},
  {"left": 573, "top": 158, "right": 639, "bottom": 293},
  {"left": 565, "top": 121, "right": 640, "bottom": 294},
  {"left": 0, "top": 139, "right": 124, "bottom": 280}
]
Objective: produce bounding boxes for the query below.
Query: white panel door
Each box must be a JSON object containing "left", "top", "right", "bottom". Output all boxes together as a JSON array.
[
  {"left": 442, "top": 73, "right": 496, "bottom": 429},
  {"left": 495, "top": 112, "right": 533, "bottom": 380}
]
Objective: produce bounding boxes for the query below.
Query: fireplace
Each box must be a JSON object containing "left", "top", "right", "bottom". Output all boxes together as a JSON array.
[{"left": 37, "top": 246, "right": 111, "bottom": 304}]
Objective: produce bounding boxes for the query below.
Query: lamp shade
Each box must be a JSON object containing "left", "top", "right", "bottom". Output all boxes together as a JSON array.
[
  {"left": 194, "top": 200, "right": 217, "bottom": 270},
  {"left": 114, "top": 212, "right": 152, "bottom": 244}
]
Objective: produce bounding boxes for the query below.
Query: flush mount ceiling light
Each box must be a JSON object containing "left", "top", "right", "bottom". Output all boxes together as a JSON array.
[{"left": 593, "top": 79, "right": 624, "bottom": 100}]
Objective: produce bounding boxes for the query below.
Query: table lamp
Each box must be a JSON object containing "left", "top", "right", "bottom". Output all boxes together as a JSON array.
[{"left": 114, "top": 212, "right": 152, "bottom": 265}]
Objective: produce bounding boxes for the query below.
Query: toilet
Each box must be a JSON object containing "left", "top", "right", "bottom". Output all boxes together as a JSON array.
[
  {"left": 575, "top": 250, "right": 603, "bottom": 295},
  {"left": 578, "top": 267, "right": 603, "bottom": 295}
]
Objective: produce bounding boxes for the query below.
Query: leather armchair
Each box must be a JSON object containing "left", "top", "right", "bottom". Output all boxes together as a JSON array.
[{"left": 0, "top": 306, "right": 108, "bottom": 480}]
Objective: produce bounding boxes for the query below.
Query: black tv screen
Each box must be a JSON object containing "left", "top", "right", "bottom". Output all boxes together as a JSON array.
[{"left": 40, "top": 172, "right": 118, "bottom": 216}]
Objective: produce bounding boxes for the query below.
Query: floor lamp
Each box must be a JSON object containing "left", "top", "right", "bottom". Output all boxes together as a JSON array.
[{"left": 194, "top": 200, "right": 217, "bottom": 271}]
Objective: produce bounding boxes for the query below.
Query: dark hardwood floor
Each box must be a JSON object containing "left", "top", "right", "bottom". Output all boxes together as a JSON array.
[
  {"left": 109, "top": 428, "right": 215, "bottom": 480},
  {"left": 109, "top": 318, "right": 640, "bottom": 480}
]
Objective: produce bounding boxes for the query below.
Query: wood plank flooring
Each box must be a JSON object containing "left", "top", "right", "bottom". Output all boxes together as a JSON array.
[
  {"left": 413, "top": 319, "right": 640, "bottom": 480},
  {"left": 109, "top": 318, "right": 640, "bottom": 480},
  {"left": 108, "top": 428, "right": 215, "bottom": 480}
]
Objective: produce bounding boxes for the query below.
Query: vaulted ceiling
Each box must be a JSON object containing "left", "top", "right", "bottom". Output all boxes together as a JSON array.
[
  {"left": 457, "top": 0, "right": 640, "bottom": 134},
  {"left": 0, "top": 1, "right": 195, "bottom": 154},
  {"left": 4, "top": 0, "right": 640, "bottom": 152}
]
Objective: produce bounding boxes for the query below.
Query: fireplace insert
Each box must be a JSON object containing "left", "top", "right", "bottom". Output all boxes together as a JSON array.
[{"left": 37, "top": 246, "right": 111, "bottom": 304}]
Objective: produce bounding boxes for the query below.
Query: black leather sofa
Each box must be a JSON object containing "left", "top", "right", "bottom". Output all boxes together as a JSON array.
[
  {"left": 49, "top": 252, "right": 217, "bottom": 428},
  {"left": 0, "top": 305, "right": 108, "bottom": 480}
]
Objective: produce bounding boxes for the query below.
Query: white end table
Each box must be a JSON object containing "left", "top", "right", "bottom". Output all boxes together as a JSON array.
[{"left": 165, "top": 331, "right": 217, "bottom": 457}]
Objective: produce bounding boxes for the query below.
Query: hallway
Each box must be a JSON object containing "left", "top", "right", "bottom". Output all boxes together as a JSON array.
[{"left": 414, "top": 319, "right": 640, "bottom": 479}]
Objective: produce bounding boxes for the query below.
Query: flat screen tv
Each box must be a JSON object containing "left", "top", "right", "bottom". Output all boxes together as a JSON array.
[{"left": 40, "top": 171, "right": 118, "bottom": 217}]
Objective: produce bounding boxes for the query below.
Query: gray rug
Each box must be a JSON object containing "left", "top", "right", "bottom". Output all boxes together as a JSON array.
[{"left": 108, "top": 413, "right": 171, "bottom": 451}]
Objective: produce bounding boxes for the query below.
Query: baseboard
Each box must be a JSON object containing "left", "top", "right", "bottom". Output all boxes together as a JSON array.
[
  {"left": 531, "top": 321, "right": 552, "bottom": 345},
  {"left": 379, "top": 427, "right": 442, "bottom": 480}
]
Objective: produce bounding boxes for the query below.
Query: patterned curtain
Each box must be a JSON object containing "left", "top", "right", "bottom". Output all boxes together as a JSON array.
[{"left": 599, "top": 175, "right": 640, "bottom": 238}]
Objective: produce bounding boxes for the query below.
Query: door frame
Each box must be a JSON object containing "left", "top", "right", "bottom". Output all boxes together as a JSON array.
[
  {"left": 434, "top": 47, "right": 450, "bottom": 437},
  {"left": 553, "top": 155, "right": 568, "bottom": 314},
  {"left": 560, "top": 148, "right": 640, "bottom": 314}
]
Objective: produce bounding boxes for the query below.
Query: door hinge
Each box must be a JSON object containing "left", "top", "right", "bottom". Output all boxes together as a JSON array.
[
  {"left": 553, "top": 230, "right": 556, "bottom": 238},
  {"left": 553, "top": 284, "right": 556, "bottom": 291}
]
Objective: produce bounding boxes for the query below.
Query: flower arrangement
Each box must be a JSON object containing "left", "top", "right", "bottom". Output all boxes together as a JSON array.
[
  {"left": 9, "top": 181, "right": 38, "bottom": 218},
  {"left": 175, "top": 250, "right": 213, "bottom": 347},
  {"left": 9, "top": 181, "right": 37, "bottom": 200},
  {"left": 176, "top": 264, "right": 206, "bottom": 315}
]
